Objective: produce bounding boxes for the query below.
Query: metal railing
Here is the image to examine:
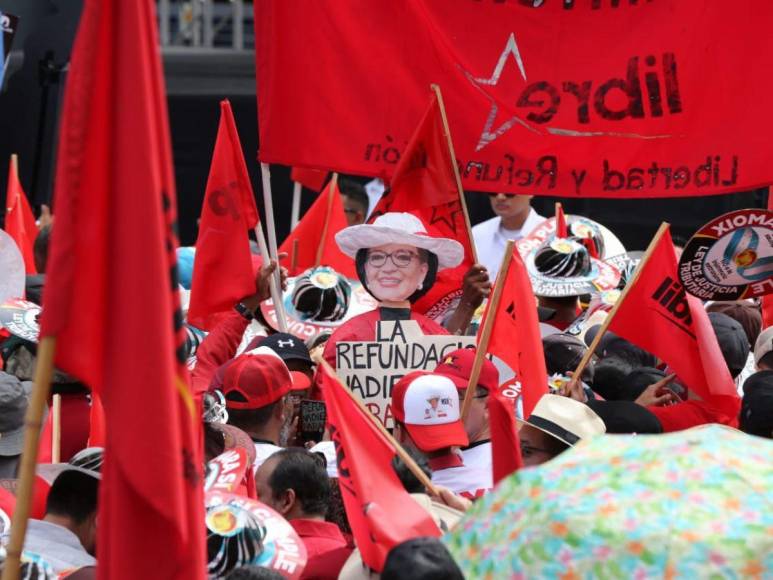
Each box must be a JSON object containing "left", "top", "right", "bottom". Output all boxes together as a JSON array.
[{"left": 157, "top": 0, "right": 253, "bottom": 50}]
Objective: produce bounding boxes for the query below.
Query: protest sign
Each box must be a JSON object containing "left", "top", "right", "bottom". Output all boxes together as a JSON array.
[
  {"left": 257, "top": 1, "right": 773, "bottom": 197},
  {"left": 336, "top": 320, "right": 475, "bottom": 427},
  {"left": 0, "top": 299, "right": 40, "bottom": 343},
  {"left": 299, "top": 400, "right": 326, "bottom": 443},
  {"left": 205, "top": 491, "right": 308, "bottom": 579},
  {"left": 678, "top": 209, "right": 773, "bottom": 300},
  {"left": 204, "top": 449, "right": 249, "bottom": 495}
]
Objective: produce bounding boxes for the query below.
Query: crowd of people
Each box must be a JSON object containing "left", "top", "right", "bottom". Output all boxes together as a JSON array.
[{"left": 0, "top": 180, "right": 771, "bottom": 578}]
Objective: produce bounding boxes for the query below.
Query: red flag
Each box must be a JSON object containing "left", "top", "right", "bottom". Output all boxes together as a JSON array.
[
  {"left": 369, "top": 92, "right": 475, "bottom": 315},
  {"left": 488, "top": 384, "right": 523, "bottom": 484},
  {"left": 607, "top": 226, "right": 740, "bottom": 418},
  {"left": 188, "top": 100, "right": 259, "bottom": 330},
  {"left": 319, "top": 366, "right": 440, "bottom": 572},
  {"left": 88, "top": 391, "right": 106, "bottom": 447},
  {"left": 39, "top": 1, "right": 205, "bottom": 578},
  {"left": 764, "top": 189, "right": 773, "bottom": 327},
  {"left": 279, "top": 177, "right": 356, "bottom": 278},
  {"left": 555, "top": 202, "right": 568, "bottom": 238},
  {"left": 257, "top": 2, "right": 773, "bottom": 198},
  {"left": 291, "top": 166, "right": 328, "bottom": 192},
  {"left": 4, "top": 155, "right": 37, "bottom": 274},
  {"left": 481, "top": 249, "right": 548, "bottom": 420}
]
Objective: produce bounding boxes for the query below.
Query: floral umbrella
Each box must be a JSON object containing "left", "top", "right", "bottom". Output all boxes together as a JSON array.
[{"left": 444, "top": 425, "right": 772, "bottom": 579}]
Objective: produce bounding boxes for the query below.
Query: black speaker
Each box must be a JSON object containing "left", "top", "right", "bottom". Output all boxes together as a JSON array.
[{"left": 0, "top": 0, "right": 83, "bottom": 226}]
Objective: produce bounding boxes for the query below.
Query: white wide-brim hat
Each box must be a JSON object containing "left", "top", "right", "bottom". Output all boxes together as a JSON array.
[
  {"left": 335, "top": 212, "right": 464, "bottom": 271},
  {"left": 517, "top": 394, "right": 606, "bottom": 446}
]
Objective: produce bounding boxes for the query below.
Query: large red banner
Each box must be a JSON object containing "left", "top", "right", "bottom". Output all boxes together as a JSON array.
[{"left": 256, "top": 1, "right": 773, "bottom": 198}]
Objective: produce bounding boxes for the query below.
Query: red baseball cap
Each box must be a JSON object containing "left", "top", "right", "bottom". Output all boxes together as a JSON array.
[
  {"left": 434, "top": 348, "right": 499, "bottom": 392},
  {"left": 391, "top": 371, "right": 469, "bottom": 452},
  {"left": 222, "top": 347, "right": 311, "bottom": 410}
]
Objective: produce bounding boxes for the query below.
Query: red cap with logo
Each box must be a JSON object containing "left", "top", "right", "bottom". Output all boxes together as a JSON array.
[
  {"left": 222, "top": 347, "right": 311, "bottom": 410},
  {"left": 434, "top": 348, "right": 499, "bottom": 392},
  {"left": 391, "top": 371, "right": 469, "bottom": 452}
]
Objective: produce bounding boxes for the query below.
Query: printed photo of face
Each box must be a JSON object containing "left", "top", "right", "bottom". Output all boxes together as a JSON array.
[{"left": 364, "top": 243, "right": 429, "bottom": 304}]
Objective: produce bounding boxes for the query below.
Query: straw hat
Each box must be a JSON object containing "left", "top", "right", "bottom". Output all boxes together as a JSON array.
[
  {"left": 335, "top": 212, "right": 464, "bottom": 271},
  {"left": 518, "top": 394, "right": 606, "bottom": 446}
]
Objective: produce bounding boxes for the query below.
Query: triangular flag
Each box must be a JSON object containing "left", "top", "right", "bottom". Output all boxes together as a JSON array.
[
  {"left": 279, "top": 176, "right": 356, "bottom": 278},
  {"left": 369, "top": 91, "right": 474, "bottom": 315},
  {"left": 488, "top": 383, "right": 523, "bottom": 484},
  {"left": 320, "top": 366, "right": 440, "bottom": 572},
  {"left": 555, "top": 202, "right": 568, "bottom": 239},
  {"left": 607, "top": 226, "right": 740, "bottom": 419},
  {"left": 4, "top": 155, "right": 37, "bottom": 274},
  {"left": 39, "top": 1, "right": 206, "bottom": 578},
  {"left": 479, "top": 249, "right": 548, "bottom": 420},
  {"left": 188, "top": 100, "right": 259, "bottom": 330}
]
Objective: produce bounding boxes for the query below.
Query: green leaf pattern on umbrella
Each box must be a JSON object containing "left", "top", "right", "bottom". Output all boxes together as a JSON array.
[{"left": 444, "top": 425, "right": 773, "bottom": 579}]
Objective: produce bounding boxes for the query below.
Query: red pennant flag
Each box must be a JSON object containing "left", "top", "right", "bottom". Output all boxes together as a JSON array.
[
  {"left": 488, "top": 384, "right": 523, "bottom": 485},
  {"left": 480, "top": 249, "right": 548, "bottom": 420},
  {"left": 88, "top": 391, "right": 106, "bottom": 448},
  {"left": 279, "top": 177, "right": 356, "bottom": 278},
  {"left": 4, "top": 155, "right": 37, "bottom": 274},
  {"left": 369, "top": 91, "right": 475, "bottom": 314},
  {"left": 39, "top": 1, "right": 205, "bottom": 578},
  {"left": 319, "top": 366, "right": 440, "bottom": 572},
  {"left": 188, "top": 100, "right": 259, "bottom": 330},
  {"left": 764, "top": 189, "right": 773, "bottom": 328},
  {"left": 555, "top": 202, "right": 568, "bottom": 239},
  {"left": 607, "top": 226, "right": 740, "bottom": 418},
  {"left": 290, "top": 166, "right": 328, "bottom": 192}
]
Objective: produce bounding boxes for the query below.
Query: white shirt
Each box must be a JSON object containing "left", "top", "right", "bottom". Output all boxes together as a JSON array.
[
  {"left": 431, "top": 443, "right": 493, "bottom": 500},
  {"left": 252, "top": 442, "right": 283, "bottom": 473},
  {"left": 23, "top": 519, "right": 96, "bottom": 574},
  {"left": 472, "top": 209, "right": 545, "bottom": 278}
]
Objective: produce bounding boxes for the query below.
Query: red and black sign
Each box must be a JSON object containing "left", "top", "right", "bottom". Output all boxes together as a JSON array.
[{"left": 257, "top": 1, "right": 773, "bottom": 197}]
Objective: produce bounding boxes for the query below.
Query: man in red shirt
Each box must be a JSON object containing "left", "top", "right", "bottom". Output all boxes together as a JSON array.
[{"left": 255, "top": 448, "right": 351, "bottom": 579}]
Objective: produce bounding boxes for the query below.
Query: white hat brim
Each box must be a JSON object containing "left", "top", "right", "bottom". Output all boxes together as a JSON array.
[{"left": 335, "top": 224, "right": 464, "bottom": 271}]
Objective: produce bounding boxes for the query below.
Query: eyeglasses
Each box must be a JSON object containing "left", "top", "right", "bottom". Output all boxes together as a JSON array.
[
  {"left": 366, "top": 250, "right": 419, "bottom": 268},
  {"left": 521, "top": 444, "right": 552, "bottom": 459}
]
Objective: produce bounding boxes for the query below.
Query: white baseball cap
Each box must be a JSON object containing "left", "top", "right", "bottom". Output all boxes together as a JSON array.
[{"left": 391, "top": 371, "right": 469, "bottom": 452}]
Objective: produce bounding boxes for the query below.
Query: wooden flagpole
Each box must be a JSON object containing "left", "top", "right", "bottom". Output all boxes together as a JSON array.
[
  {"left": 430, "top": 84, "right": 478, "bottom": 264},
  {"left": 315, "top": 173, "right": 338, "bottom": 267},
  {"left": 258, "top": 162, "right": 289, "bottom": 333},
  {"left": 290, "top": 181, "right": 302, "bottom": 231},
  {"left": 570, "top": 222, "right": 671, "bottom": 385},
  {"left": 2, "top": 337, "right": 57, "bottom": 580},
  {"left": 319, "top": 360, "right": 438, "bottom": 495},
  {"left": 461, "top": 240, "right": 515, "bottom": 420}
]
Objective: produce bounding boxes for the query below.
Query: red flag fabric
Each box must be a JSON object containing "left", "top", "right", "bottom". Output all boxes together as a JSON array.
[
  {"left": 39, "top": 1, "right": 205, "bottom": 578},
  {"left": 368, "top": 92, "right": 475, "bottom": 315},
  {"left": 607, "top": 227, "right": 740, "bottom": 418},
  {"left": 88, "top": 391, "right": 106, "bottom": 448},
  {"left": 555, "top": 203, "right": 568, "bottom": 239},
  {"left": 764, "top": 189, "right": 773, "bottom": 328},
  {"left": 256, "top": 2, "right": 773, "bottom": 198},
  {"left": 290, "top": 166, "right": 328, "bottom": 192},
  {"left": 319, "top": 366, "right": 440, "bottom": 572},
  {"left": 4, "top": 156, "right": 37, "bottom": 274},
  {"left": 188, "top": 100, "right": 259, "bottom": 330},
  {"left": 481, "top": 249, "right": 548, "bottom": 419},
  {"left": 279, "top": 178, "right": 356, "bottom": 278},
  {"left": 487, "top": 384, "right": 523, "bottom": 485}
]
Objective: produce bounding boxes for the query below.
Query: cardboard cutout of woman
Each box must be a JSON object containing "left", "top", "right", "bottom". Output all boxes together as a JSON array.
[{"left": 321, "top": 213, "right": 464, "bottom": 369}]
